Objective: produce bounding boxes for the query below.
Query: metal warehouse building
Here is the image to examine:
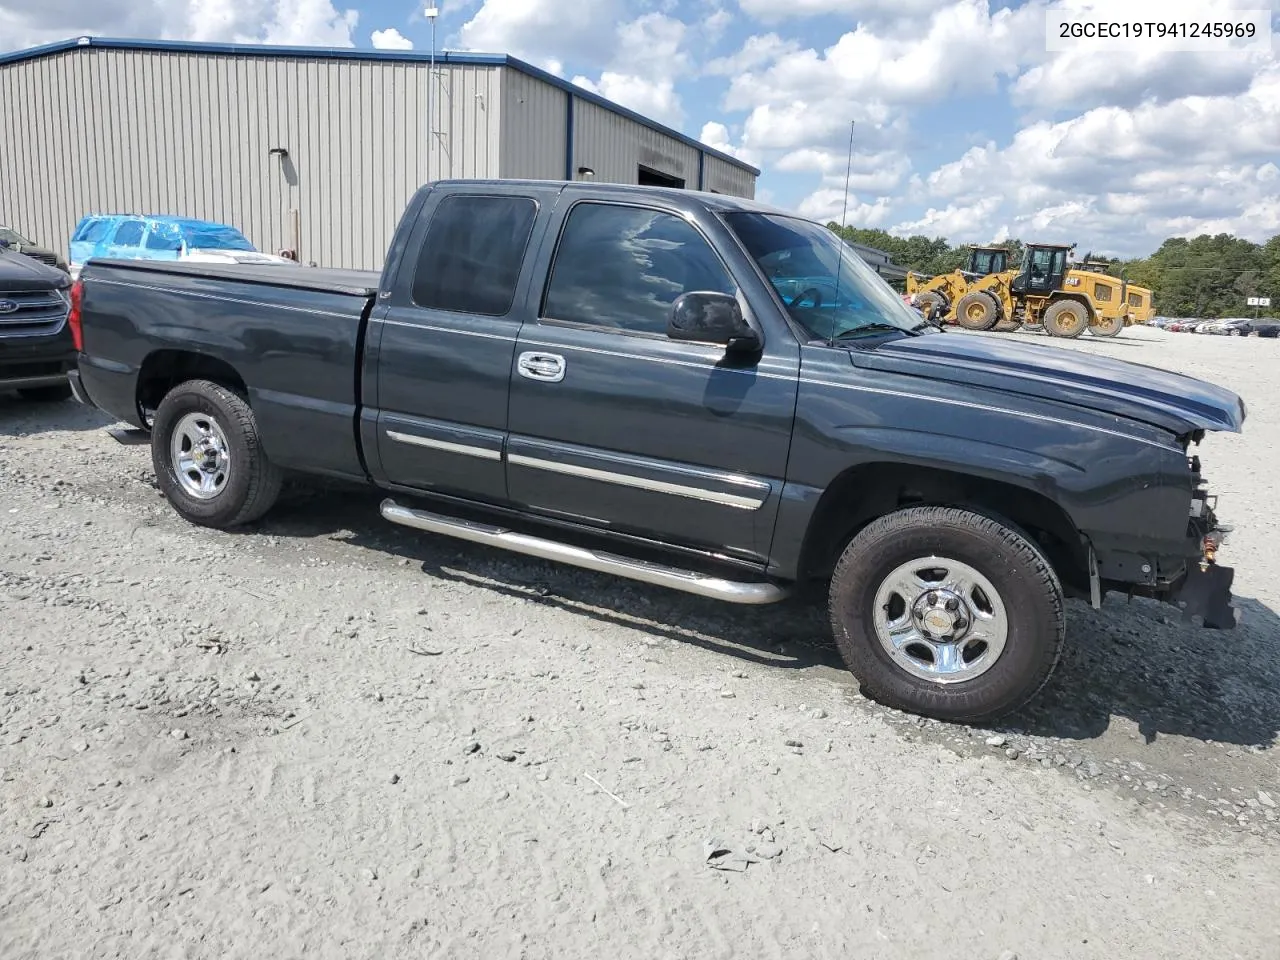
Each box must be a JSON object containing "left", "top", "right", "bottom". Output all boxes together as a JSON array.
[{"left": 0, "top": 37, "right": 759, "bottom": 271}]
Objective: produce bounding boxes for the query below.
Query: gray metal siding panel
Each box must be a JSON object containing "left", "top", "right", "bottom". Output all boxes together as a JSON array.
[
  {"left": 572, "top": 98, "right": 702, "bottom": 189},
  {"left": 0, "top": 49, "right": 502, "bottom": 271},
  {"left": 498, "top": 68, "right": 568, "bottom": 180},
  {"left": 702, "top": 155, "right": 757, "bottom": 199}
]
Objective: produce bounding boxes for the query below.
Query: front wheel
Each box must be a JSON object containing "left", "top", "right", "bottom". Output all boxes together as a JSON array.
[
  {"left": 828, "top": 506, "right": 1065, "bottom": 723},
  {"left": 151, "top": 379, "right": 283, "bottom": 528}
]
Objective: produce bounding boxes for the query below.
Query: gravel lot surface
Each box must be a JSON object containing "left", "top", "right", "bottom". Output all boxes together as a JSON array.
[{"left": 2, "top": 325, "right": 1278, "bottom": 959}]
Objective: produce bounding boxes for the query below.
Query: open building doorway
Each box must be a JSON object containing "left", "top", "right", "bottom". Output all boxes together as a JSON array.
[{"left": 638, "top": 165, "right": 685, "bottom": 189}]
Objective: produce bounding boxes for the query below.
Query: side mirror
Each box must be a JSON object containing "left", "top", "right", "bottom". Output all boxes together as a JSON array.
[{"left": 667, "top": 291, "right": 761, "bottom": 353}]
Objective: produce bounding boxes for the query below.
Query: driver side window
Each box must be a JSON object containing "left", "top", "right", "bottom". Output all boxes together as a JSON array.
[{"left": 541, "top": 202, "right": 736, "bottom": 336}]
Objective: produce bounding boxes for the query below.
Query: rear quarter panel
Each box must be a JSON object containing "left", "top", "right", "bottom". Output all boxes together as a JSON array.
[{"left": 78, "top": 263, "right": 371, "bottom": 480}]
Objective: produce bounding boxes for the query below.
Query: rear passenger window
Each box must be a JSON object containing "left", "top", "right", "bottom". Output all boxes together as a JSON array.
[
  {"left": 411, "top": 195, "right": 537, "bottom": 316},
  {"left": 542, "top": 202, "right": 735, "bottom": 335},
  {"left": 112, "top": 220, "right": 145, "bottom": 247},
  {"left": 145, "top": 223, "right": 183, "bottom": 251}
]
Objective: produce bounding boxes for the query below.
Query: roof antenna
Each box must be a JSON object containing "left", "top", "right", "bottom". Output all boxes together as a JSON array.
[{"left": 828, "top": 120, "right": 855, "bottom": 345}]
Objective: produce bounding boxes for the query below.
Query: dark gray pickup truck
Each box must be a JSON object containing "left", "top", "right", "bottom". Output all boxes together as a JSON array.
[{"left": 69, "top": 180, "right": 1244, "bottom": 722}]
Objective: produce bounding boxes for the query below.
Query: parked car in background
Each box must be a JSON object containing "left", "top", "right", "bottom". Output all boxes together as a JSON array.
[
  {"left": 1207, "top": 318, "right": 1252, "bottom": 336},
  {"left": 1245, "top": 319, "right": 1280, "bottom": 338},
  {"left": 0, "top": 224, "right": 69, "bottom": 273},
  {"left": 0, "top": 245, "right": 74, "bottom": 401},
  {"left": 68, "top": 215, "right": 297, "bottom": 279}
]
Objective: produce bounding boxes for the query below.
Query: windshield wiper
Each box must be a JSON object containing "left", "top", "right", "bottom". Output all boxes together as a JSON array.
[{"left": 833, "top": 323, "right": 909, "bottom": 340}]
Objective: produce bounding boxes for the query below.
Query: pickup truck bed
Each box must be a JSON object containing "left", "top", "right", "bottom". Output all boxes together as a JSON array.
[
  {"left": 70, "top": 178, "right": 1246, "bottom": 725},
  {"left": 73, "top": 259, "right": 379, "bottom": 480}
]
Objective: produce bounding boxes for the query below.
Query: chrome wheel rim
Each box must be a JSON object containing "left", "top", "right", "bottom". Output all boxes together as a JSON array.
[
  {"left": 872, "top": 556, "right": 1009, "bottom": 684},
  {"left": 171, "top": 412, "right": 231, "bottom": 500}
]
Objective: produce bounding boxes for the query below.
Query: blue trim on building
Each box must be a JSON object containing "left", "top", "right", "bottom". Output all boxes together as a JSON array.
[
  {"left": 0, "top": 36, "right": 761, "bottom": 176},
  {"left": 697, "top": 152, "right": 705, "bottom": 191},
  {"left": 565, "top": 94, "right": 575, "bottom": 182}
]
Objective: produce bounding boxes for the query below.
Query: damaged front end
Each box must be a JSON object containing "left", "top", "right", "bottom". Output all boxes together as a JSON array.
[{"left": 1134, "top": 444, "right": 1238, "bottom": 629}]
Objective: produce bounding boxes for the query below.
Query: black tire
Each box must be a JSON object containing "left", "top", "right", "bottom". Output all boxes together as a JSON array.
[
  {"left": 18, "top": 383, "right": 73, "bottom": 402},
  {"left": 915, "top": 291, "right": 948, "bottom": 323},
  {"left": 828, "top": 506, "right": 1065, "bottom": 723},
  {"left": 1088, "top": 315, "right": 1124, "bottom": 338},
  {"left": 1042, "top": 300, "right": 1089, "bottom": 338},
  {"left": 954, "top": 291, "right": 999, "bottom": 331},
  {"left": 151, "top": 379, "right": 283, "bottom": 528}
]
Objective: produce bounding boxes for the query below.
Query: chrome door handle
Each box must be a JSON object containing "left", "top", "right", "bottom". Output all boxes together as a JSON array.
[{"left": 517, "top": 351, "right": 566, "bottom": 383}]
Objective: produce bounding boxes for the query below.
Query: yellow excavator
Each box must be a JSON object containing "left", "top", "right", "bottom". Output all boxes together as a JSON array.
[
  {"left": 925, "top": 243, "right": 1140, "bottom": 338},
  {"left": 905, "top": 246, "right": 1008, "bottom": 322}
]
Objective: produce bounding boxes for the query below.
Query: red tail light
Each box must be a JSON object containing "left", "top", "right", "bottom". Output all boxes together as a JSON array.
[{"left": 68, "top": 280, "right": 84, "bottom": 352}]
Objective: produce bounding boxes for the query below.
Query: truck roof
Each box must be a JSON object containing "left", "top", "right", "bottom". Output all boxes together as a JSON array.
[{"left": 428, "top": 179, "right": 796, "bottom": 219}]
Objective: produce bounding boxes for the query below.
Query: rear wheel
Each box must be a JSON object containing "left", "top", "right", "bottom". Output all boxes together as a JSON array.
[
  {"left": 954, "top": 291, "right": 999, "bottom": 331},
  {"left": 1042, "top": 300, "right": 1089, "bottom": 338},
  {"left": 18, "top": 383, "right": 73, "bottom": 402},
  {"left": 151, "top": 379, "right": 283, "bottom": 528},
  {"left": 1089, "top": 315, "right": 1124, "bottom": 338},
  {"left": 828, "top": 506, "right": 1065, "bottom": 723}
]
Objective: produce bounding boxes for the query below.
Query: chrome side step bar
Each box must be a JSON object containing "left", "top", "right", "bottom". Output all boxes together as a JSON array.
[{"left": 380, "top": 499, "right": 789, "bottom": 605}]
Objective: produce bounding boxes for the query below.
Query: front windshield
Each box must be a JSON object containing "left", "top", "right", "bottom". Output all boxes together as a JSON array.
[
  {"left": 0, "top": 227, "right": 30, "bottom": 245},
  {"left": 724, "top": 212, "right": 927, "bottom": 341}
]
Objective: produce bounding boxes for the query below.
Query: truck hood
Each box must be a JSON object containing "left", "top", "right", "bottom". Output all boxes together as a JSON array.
[
  {"left": 0, "top": 248, "right": 71, "bottom": 290},
  {"left": 852, "top": 332, "right": 1245, "bottom": 435}
]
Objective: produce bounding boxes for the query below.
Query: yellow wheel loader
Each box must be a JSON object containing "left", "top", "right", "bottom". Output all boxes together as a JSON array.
[
  {"left": 937, "top": 244, "right": 1138, "bottom": 339},
  {"left": 905, "top": 246, "right": 1009, "bottom": 322}
]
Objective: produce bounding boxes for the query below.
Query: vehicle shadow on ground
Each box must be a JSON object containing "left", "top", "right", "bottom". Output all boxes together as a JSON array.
[
  {"left": 1006, "top": 593, "right": 1280, "bottom": 748},
  {"left": 258, "top": 484, "right": 1280, "bottom": 747},
  {"left": 263, "top": 484, "right": 841, "bottom": 673},
  {"left": 0, "top": 394, "right": 115, "bottom": 437}
]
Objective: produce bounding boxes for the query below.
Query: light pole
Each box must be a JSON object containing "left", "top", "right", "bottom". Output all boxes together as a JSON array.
[{"left": 425, "top": 6, "right": 439, "bottom": 182}]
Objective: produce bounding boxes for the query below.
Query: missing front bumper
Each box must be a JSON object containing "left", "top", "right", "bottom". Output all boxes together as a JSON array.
[{"left": 1170, "top": 563, "right": 1238, "bottom": 629}]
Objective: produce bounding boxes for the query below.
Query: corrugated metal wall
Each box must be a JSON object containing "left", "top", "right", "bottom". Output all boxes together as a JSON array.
[
  {"left": 572, "top": 99, "right": 701, "bottom": 189},
  {"left": 0, "top": 48, "right": 502, "bottom": 270},
  {"left": 499, "top": 69, "right": 568, "bottom": 181},
  {"left": 703, "top": 155, "right": 756, "bottom": 198}
]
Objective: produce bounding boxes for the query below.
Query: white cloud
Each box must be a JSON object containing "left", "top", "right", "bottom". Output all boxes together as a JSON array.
[
  {"left": 796, "top": 190, "right": 894, "bottom": 227},
  {"left": 0, "top": 0, "right": 360, "bottom": 51},
  {"left": 908, "top": 62, "right": 1280, "bottom": 253},
  {"left": 776, "top": 147, "right": 911, "bottom": 193},
  {"left": 575, "top": 72, "right": 685, "bottom": 127},
  {"left": 370, "top": 27, "right": 412, "bottom": 50},
  {"left": 891, "top": 197, "right": 1005, "bottom": 240},
  {"left": 568, "top": 13, "right": 690, "bottom": 128},
  {"left": 705, "top": 33, "right": 799, "bottom": 75},
  {"left": 457, "top": 0, "right": 621, "bottom": 67},
  {"left": 698, "top": 121, "right": 761, "bottom": 167},
  {"left": 737, "top": 0, "right": 941, "bottom": 26}
]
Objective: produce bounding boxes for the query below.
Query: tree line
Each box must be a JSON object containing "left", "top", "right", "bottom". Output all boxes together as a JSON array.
[{"left": 828, "top": 223, "right": 1280, "bottom": 319}]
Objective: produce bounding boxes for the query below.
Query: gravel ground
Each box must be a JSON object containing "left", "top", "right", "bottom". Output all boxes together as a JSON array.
[{"left": 2, "top": 325, "right": 1279, "bottom": 959}]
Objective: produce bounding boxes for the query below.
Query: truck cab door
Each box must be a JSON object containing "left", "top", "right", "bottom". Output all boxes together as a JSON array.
[
  {"left": 504, "top": 198, "right": 799, "bottom": 566},
  {"left": 365, "top": 186, "right": 557, "bottom": 504}
]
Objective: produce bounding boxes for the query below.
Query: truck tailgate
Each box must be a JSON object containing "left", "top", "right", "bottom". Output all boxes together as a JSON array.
[{"left": 78, "top": 259, "right": 378, "bottom": 482}]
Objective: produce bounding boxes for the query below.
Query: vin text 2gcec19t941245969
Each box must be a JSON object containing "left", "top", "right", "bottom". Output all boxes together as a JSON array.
[{"left": 65, "top": 180, "right": 1244, "bottom": 723}]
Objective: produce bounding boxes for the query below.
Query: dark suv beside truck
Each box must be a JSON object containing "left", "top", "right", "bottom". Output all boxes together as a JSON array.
[
  {"left": 68, "top": 180, "right": 1243, "bottom": 723},
  {"left": 0, "top": 245, "right": 75, "bottom": 401}
]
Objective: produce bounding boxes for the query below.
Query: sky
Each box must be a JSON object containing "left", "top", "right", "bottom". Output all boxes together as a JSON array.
[{"left": 0, "top": 0, "right": 1276, "bottom": 258}]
